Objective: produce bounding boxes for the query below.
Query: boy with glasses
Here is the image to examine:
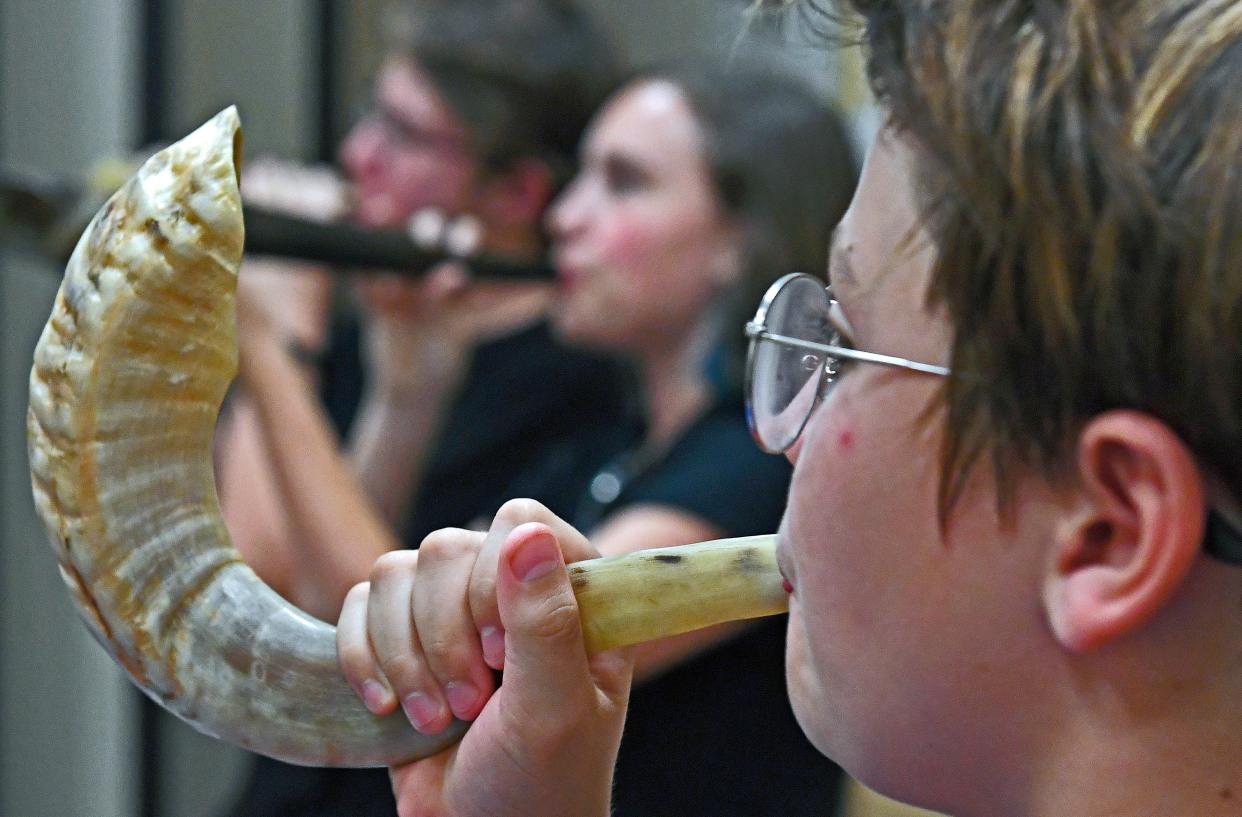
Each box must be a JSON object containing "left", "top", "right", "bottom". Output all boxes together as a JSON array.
[{"left": 339, "top": 2, "right": 1242, "bottom": 815}]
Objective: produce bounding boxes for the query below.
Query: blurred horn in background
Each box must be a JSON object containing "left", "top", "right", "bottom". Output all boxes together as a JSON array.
[{"left": 0, "top": 159, "right": 553, "bottom": 281}]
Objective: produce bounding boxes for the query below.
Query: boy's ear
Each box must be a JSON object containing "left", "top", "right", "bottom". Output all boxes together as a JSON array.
[
  {"left": 477, "top": 158, "right": 555, "bottom": 230},
  {"left": 1043, "top": 410, "right": 1205, "bottom": 653}
]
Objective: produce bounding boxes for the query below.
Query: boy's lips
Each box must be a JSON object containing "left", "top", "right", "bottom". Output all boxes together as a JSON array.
[{"left": 776, "top": 539, "right": 795, "bottom": 594}]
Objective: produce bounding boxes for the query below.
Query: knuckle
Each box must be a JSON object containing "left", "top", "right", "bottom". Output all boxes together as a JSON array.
[
  {"left": 494, "top": 497, "right": 549, "bottom": 527},
  {"left": 379, "top": 655, "right": 425, "bottom": 690},
  {"left": 370, "top": 550, "right": 417, "bottom": 584},
  {"left": 417, "top": 528, "right": 479, "bottom": 561},
  {"left": 337, "top": 642, "right": 374, "bottom": 677},
  {"left": 524, "top": 595, "right": 581, "bottom": 645},
  {"left": 342, "top": 581, "right": 371, "bottom": 607},
  {"left": 468, "top": 571, "right": 498, "bottom": 617},
  {"left": 419, "top": 634, "right": 462, "bottom": 670}
]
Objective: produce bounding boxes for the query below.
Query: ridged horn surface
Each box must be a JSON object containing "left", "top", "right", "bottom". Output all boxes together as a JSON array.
[
  {"left": 26, "top": 107, "right": 466, "bottom": 767},
  {"left": 26, "top": 106, "right": 790, "bottom": 770}
]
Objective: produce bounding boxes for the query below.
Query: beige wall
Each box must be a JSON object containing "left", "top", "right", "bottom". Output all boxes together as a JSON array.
[
  {"left": 165, "top": 0, "right": 318, "bottom": 160},
  {"left": 1, "top": 2, "right": 142, "bottom": 816}
]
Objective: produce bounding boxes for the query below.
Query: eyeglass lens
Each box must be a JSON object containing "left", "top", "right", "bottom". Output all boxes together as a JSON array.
[
  {"left": 748, "top": 275, "right": 835, "bottom": 453},
  {"left": 353, "top": 102, "right": 470, "bottom": 157}
]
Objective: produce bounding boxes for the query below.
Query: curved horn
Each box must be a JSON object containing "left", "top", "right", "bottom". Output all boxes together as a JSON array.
[
  {"left": 25, "top": 107, "right": 463, "bottom": 766},
  {"left": 26, "top": 107, "right": 788, "bottom": 768}
]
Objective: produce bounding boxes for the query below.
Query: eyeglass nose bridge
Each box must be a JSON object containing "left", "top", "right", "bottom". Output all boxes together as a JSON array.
[{"left": 790, "top": 346, "right": 840, "bottom": 403}]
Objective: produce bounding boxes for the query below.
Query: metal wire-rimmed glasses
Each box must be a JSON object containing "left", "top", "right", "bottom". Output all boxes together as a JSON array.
[
  {"left": 743, "top": 272, "right": 949, "bottom": 455},
  {"left": 351, "top": 101, "right": 475, "bottom": 159},
  {"left": 742, "top": 272, "right": 1242, "bottom": 566}
]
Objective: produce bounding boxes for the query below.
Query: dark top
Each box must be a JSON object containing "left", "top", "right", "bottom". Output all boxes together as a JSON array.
[
  {"left": 224, "top": 329, "right": 840, "bottom": 817},
  {"left": 579, "top": 395, "right": 843, "bottom": 817},
  {"left": 223, "top": 315, "right": 635, "bottom": 817},
  {"left": 321, "top": 316, "right": 639, "bottom": 545}
]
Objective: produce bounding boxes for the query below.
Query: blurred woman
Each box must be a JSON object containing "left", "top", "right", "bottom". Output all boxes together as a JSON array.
[{"left": 341, "top": 59, "right": 860, "bottom": 817}]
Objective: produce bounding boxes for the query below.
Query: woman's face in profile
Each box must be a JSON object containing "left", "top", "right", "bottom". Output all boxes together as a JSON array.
[
  {"left": 338, "top": 57, "right": 481, "bottom": 229},
  {"left": 546, "top": 80, "right": 740, "bottom": 354}
]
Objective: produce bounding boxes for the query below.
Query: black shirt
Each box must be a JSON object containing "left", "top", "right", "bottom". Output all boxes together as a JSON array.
[
  {"left": 576, "top": 395, "right": 843, "bottom": 817},
  {"left": 322, "top": 316, "right": 638, "bottom": 544}
]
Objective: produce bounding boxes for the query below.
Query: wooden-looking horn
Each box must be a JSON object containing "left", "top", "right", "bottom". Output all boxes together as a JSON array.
[{"left": 25, "top": 107, "right": 789, "bottom": 768}]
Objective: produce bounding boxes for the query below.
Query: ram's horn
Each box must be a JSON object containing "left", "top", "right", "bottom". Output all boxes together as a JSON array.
[
  {"left": 25, "top": 106, "right": 789, "bottom": 768},
  {"left": 24, "top": 106, "right": 462, "bottom": 767}
]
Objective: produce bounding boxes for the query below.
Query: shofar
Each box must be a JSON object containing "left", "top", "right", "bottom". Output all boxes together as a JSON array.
[{"left": 25, "top": 107, "right": 789, "bottom": 768}]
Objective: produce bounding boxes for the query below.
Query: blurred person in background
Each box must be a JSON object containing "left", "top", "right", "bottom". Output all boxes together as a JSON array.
[
  {"left": 338, "top": 2, "right": 1242, "bottom": 816},
  {"left": 218, "top": 1, "right": 628, "bottom": 814},
  {"left": 339, "top": 58, "right": 859, "bottom": 817}
]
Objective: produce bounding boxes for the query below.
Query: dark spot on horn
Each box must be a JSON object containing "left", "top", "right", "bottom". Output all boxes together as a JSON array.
[
  {"left": 87, "top": 200, "right": 122, "bottom": 257},
  {"left": 145, "top": 218, "right": 168, "bottom": 249},
  {"left": 733, "top": 548, "right": 761, "bottom": 571},
  {"left": 651, "top": 554, "right": 683, "bottom": 564},
  {"left": 63, "top": 278, "right": 91, "bottom": 312}
]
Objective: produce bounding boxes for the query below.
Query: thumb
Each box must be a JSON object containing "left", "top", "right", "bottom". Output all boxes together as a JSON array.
[{"left": 495, "top": 523, "right": 594, "bottom": 704}]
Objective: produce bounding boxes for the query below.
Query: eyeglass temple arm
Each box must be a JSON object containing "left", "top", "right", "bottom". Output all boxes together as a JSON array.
[
  {"left": 745, "top": 323, "right": 951, "bottom": 378},
  {"left": 745, "top": 320, "right": 1242, "bottom": 565}
]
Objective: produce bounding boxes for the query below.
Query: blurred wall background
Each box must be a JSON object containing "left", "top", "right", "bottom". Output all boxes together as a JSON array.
[
  {"left": 0, "top": 2, "right": 866, "bottom": 816},
  {"left": 2, "top": 4, "right": 144, "bottom": 817}
]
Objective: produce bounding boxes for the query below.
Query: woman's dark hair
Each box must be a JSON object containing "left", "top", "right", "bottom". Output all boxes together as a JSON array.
[
  {"left": 389, "top": 0, "right": 624, "bottom": 185},
  {"left": 638, "top": 57, "right": 859, "bottom": 391}
]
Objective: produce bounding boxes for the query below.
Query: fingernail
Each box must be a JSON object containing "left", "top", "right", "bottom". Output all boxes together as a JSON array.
[
  {"left": 360, "top": 680, "right": 390, "bottom": 714},
  {"left": 510, "top": 532, "right": 560, "bottom": 583},
  {"left": 402, "top": 692, "right": 446, "bottom": 733},
  {"left": 480, "top": 626, "right": 506, "bottom": 668},
  {"left": 445, "top": 681, "right": 479, "bottom": 720}
]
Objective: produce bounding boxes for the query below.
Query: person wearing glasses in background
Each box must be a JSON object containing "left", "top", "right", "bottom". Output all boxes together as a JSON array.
[
  {"left": 336, "top": 2, "right": 1242, "bottom": 816},
  {"left": 218, "top": 1, "right": 631, "bottom": 815}
]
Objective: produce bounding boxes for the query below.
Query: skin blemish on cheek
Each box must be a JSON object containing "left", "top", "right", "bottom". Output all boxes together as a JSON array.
[{"left": 837, "top": 428, "right": 855, "bottom": 451}]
